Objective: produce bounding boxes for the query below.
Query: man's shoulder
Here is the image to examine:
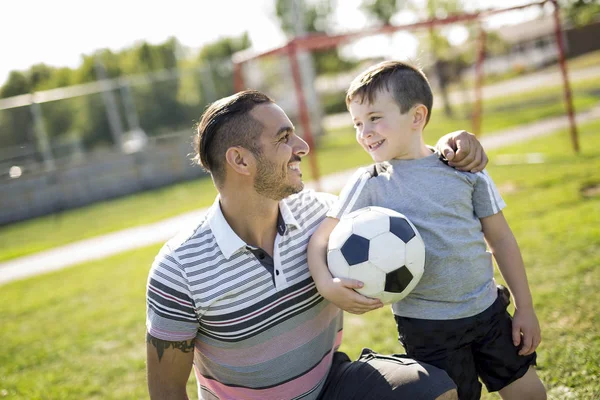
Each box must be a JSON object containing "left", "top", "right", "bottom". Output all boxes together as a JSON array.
[
  {"left": 158, "top": 212, "right": 213, "bottom": 262},
  {"left": 284, "top": 188, "right": 337, "bottom": 209}
]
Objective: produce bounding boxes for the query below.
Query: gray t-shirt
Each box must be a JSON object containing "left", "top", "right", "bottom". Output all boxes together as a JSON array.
[{"left": 328, "top": 152, "right": 506, "bottom": 320}]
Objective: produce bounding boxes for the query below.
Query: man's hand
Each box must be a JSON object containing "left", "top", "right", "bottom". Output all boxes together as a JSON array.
[
  {"left": 512, "top": 307, "right": 542, "bottom": 356},
  {"left": 435, "top": 130, "right": 488, "bottom": 172},
  {"left": 321, "top": 277, "right": 383, "bottom": 315}
]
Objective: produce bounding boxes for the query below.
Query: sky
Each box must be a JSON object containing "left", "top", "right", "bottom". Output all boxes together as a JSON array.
[{"left": 0, "top": 0, "right": 544, "bottom": 87}]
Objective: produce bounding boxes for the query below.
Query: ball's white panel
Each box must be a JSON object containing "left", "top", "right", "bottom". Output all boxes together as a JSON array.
[
  {"left": 348, "top": 261, "right": 386, "bottom": 297},
  {"left": 328, "top": 217, "right": 354, "bottom": 251},
  {"left": 327, "top": 248, "right": 351, "bottom": 279},
  {"left": 368, "top": 231, "right": 406, "bottom": 273},
  {"left": 346, "top": 206, "right": 372, "bottom": 219},
  {"left": 351, "top": 209, "right": 390, "bottom": 239},
  {"left": 368, "top": 206, "right": 404, "bottom": 218},
  {"left": 404, "top": 237, "right": 425, "bottom": 281}
]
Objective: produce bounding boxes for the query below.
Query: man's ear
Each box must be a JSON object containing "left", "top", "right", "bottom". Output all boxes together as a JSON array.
[
  {"left": 225, "top": 146, "right": 254, "bottom": 176},
  {"left": 412, "top": 105, "right": 428, "bottom": 128}
]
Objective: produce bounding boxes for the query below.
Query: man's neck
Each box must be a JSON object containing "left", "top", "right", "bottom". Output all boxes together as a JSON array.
[{"left": 219, "top": 191, "right": 280, "bottom": 255}]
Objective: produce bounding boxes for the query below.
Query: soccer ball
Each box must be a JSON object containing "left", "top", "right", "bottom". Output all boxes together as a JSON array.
[{"left": 327, "top": 206, "right": 425, "bottom": 304}]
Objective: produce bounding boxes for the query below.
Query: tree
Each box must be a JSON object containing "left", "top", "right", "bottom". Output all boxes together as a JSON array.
[
  {"left": 0, "top": 71, "right": 31, "bottom": 98},
  {"left": 0, "top": 71, "right": 33, "bottom": 148},
  {"left": 422, "top": 0, "right": 466, "bottom": 118},
  {"left": 563, "top": 0, "right": 600, "bottom": 26},
  {"left": 198, "top": 33, "right": 251, "bottom": 62},
  {"left": 361, "top": 0, "right": 399, "bottom": 25},
  {"left": 196, "top": 33, "right": 252, "bottom": 104},
  {"left": 275, "top": 0, "right": 357, "bottom": 75},
  {"left": 360, "top": 0, "right": 463, "bottom": 117}
]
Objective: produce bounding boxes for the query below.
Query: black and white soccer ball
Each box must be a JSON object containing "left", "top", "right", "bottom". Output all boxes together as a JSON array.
[{"left": 327, "top": 206, "right": 425, "bottom": 304}]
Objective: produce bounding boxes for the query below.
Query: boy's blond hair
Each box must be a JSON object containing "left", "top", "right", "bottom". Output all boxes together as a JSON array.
[{"left": 346, "top": 60, "right": 433, "bottom": 125}]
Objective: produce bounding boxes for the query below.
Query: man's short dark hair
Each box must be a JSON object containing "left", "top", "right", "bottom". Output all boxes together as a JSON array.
[
  {"left": 346, "top": 60, "right": 433, "bottom": 125},
  {"left": 193, "top": 90, "right": 273, "bottom": 184}
]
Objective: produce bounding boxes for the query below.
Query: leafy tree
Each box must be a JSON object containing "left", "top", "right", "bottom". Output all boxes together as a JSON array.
[
  {"left": 361, "top": 0, "right": 398, "bottom": 25},
  {"left": 198, "top": 33, "right": 251, "bottom": 62},
  {"left": 275, "top": 0, "right": 357, "bottom": 75},
  {"left": 0, "top": 71, "right": 31, "bottom": 98},
  {"left": 196, "top": 33, "right": 252, "bottom": 101},
  {"left": 360, "top": 0, "right": 463, "bottom": 117},
  {"left": 0, "top": 72, "right": 34, "bottom": 148},
  {"left": 0, "top": 35, "right": 253, "bottom": 151},
  {"left": 563, "top": 0, "right": 600, "bottom": 26}
]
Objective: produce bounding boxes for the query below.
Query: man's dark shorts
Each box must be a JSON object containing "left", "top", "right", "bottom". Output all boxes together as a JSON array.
[
  {"left": 394, "top": 287, "right": 537, "bottom": 400},
  {"left": 318, "top": 348, "right": 456, "bottom": 400}
]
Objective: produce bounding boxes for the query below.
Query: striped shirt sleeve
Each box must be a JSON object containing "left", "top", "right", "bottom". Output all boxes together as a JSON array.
[
  {"left": 326, "top": 167, "right": 374, "bottom": 220},
  {"left": 146, "top": 244, "right": 199, "bottom": 341},
  {"left": 473, "top": 169, "right": 506, "bottom": 218}
]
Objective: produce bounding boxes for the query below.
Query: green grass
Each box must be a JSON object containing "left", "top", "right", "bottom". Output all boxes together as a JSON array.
[
  {"left": 0, "top": 120, "right": 599, "bottom": 399},
  {"left": 1, "top": 75, "right": 599, "bottom": 263},
  {"left": 541, "top": 49, "right": 600, "bottom": 73}
]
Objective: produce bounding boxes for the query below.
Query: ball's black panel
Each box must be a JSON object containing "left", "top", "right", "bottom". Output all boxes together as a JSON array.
[
  {"left": 341, "top": 234, "right": 370, "bottom": 266},
  {"left": 384, "top": 266, "right": 414, "bottom": 293},
  {"left": 389, "top": 216, "right": 416, "bottom": 243}
]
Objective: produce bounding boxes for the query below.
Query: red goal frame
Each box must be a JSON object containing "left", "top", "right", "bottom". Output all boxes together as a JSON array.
[{"left": 233, "top": 0, "right": 578, "bottom": 187}]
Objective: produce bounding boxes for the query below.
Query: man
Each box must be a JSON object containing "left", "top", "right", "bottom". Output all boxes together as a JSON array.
[{"left": 146, "top": 90, "right": 488, "bottom": 400}]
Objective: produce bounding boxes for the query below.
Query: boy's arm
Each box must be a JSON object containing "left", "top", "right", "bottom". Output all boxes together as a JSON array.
[
  {"left": 481, "top": 212, "right": 541, "bottom": 356},
  {"left": 308, "top": 217, "right": 383, "bottom": 314}
]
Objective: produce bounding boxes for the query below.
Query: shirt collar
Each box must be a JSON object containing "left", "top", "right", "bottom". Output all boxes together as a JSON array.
[
  {"left": 279, "top": 198, "right": 301, "bottom": 232},
  {"left": 207, "top": 197, "right": 247, "bottom": 260},
  {"left": 207, "top": 196, "right": 301, "bottom": 259}
]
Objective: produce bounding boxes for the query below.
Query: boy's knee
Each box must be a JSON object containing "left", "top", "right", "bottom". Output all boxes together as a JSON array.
[
  {"left": 527, "top": 386, "right": 547, "bottom": 400},
  {"left": 435, "top": 388, "right": 458, "bottom": 400},
  {"left": 498, "top": 367, "right": 546, "bottom": 400}
]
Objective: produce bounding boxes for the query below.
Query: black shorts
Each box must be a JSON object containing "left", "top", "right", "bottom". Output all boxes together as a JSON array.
[
  {"left": 394, "top": 287, "right": 537, "bottom": 400},
  {"left": 318, "top": 348, "right": 456, "bottom": 400}
]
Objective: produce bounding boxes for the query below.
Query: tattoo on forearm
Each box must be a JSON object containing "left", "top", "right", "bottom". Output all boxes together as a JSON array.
[{"left": 146, "top": 333, "right": 194, "bottom": 362}]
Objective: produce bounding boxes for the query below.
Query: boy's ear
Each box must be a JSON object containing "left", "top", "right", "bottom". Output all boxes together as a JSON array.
[
  {"left": 225, "top": 146, "right": 254, "bottom": 176},
  {"left": 412, "top": 105, "right": 428, "bottom": 128}
]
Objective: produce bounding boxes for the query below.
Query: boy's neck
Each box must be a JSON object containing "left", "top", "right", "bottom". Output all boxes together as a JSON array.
[{"left": 390, "top": 131, "right": 432, "bottom": 161}]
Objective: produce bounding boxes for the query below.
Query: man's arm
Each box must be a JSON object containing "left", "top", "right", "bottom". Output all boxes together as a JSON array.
[
  {"left": 435, "top": 130, "right": 488, "bottom": 172},
  {"left": 481, "top": 212, "right": 541, "bottom": 356},
  {"left": 146, "top": 333, "right": 195, "bottom": 400}
]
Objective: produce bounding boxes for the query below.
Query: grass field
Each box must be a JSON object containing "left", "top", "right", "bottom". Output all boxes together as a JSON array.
[
  {"left": 0, "top": 119, "right": 598, "bottom": 399},
  {"left": 1, "top": 73, "right": 599, "bottom": 262}
]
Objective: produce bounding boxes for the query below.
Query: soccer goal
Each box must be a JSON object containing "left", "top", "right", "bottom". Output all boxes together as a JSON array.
[{"left": 232, "top": 0, "right": 578, "bottom": 185}]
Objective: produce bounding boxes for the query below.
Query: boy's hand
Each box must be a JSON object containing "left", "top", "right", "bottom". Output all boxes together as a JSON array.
[
  {"left": 512, "top": 306, "right": 542, "bottom": 356},
  {"left": 436, "top": 130, "right": 488, "bottom": 172},
  {"left": 320, "top": 277, "right": 383, "bottom": 314}
]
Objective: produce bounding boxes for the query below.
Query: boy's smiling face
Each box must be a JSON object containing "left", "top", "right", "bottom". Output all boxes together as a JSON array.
[{"left": 349, "top": 88, "right": 419, "bottom": 163}]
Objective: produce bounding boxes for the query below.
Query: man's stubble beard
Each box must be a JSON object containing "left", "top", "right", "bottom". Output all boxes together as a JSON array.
[{"left": 253, "top": 153, "right": 304, "bottom": 201}]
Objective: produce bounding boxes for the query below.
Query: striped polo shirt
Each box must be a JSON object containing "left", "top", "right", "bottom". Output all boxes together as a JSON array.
[{"left": 146, "top": 189, "right": 343, "bottom": 400}]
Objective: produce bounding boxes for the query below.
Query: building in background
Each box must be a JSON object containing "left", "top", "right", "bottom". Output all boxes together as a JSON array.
[{"left": 476, "top": 16, "right": 600, "bottom": 76}]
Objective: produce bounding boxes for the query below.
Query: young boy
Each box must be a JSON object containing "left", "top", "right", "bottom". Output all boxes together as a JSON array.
[{"left": 307, "top": 61, "right": 547, "bottom": 400}]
